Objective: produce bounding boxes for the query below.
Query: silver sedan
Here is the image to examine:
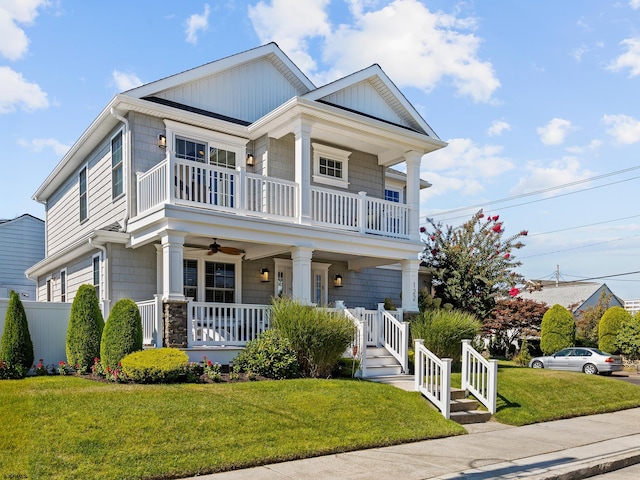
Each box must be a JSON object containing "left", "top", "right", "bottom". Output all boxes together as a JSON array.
[{"left": 529, "top": 347, "right": 623, "bottom": 375}]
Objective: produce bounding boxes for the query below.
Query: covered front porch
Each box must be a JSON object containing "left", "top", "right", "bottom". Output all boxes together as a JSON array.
[{"left": 137, "top": 297, "right": 409, "bottom": 377}]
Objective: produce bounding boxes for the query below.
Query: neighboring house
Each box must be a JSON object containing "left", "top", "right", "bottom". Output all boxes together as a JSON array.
[
  {"left": 625, "top": 300, "right": 640, "bottom": 316},
  {"left": 0, "top": 214, "right": 44, "bottom": 300},
  {"left": 26, "top": 43, "right": 445, "bottom": 367},
  {"left": 518, "top": 281, "right": 624, "bottom": 317}
]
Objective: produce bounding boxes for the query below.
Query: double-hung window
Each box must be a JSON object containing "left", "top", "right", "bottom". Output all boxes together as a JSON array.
[
  {"left": 92, "top": 255, "right": 101, "bottom": 302},
  {"left": 183, "top": 259, "right": 198, "bottom": 300},
  {"left": 79, "top": 166, "right": 88, "bottom": 222},
  {"left": 60, "top": 270, "right": 67, "bottom": 302},
  {"left": 111, "top": 131, "right": 123, "bottom": 198},
  {"left": 312, "top": 143, "right": 351, "bottom": 189}
]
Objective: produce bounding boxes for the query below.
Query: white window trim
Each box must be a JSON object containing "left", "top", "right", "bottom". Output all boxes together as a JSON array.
[
  {"left": 111, "top": 129, "right": 124, "bottom": 200},
  {"left": 92, "top": 253, "right": 102, "bottom": 301},
  {"left": 46, "top": 276, "right": 53, "bottom": 302},
  {"left": 79, "top": 164, "right": 89, "bottom": 223},
  {"left": 312, "top": 143, "right": 351, "bottom": 189},
  {"left": 384, "top": 186, "right": 404, "bottom": 203},
  {"left": 164, "top": 119, "right": 249, "bottom": 167},
  {"left": 60, "top": 268, "right": 67, "bottom": 302},
  {"left": 183, "top": 252, "right": 243, "bottom": 303}
]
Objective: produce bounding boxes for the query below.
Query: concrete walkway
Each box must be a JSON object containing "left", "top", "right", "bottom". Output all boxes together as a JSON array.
[{"left": 186, "top": 406, "right": 640, "bottom": 480}]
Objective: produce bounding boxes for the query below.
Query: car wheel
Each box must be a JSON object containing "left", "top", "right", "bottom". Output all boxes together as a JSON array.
[
  {"left": 583, "top": 363, "right": 598, "bottom": 375},
  {"left": 531, "top": 360, "right": 544, "bottom": 369}
]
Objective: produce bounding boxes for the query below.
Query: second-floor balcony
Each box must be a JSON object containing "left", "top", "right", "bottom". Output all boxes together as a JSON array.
[{"left": 136, "top": 158, "right": 413, "bottom": 239}]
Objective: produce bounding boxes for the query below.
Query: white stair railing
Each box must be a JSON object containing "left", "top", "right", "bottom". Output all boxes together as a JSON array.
[
  {"left": 336, "top": 301, "right": 367, "bottom": 377},
  {"left": 461, "top": 339, "right": 498, "bottom": 414},
  {"left": 377, "top": 303, "right": 409, "bottom": 373},
  {"left": 414, "top": 339, "right": 451, "bottom": 419}
]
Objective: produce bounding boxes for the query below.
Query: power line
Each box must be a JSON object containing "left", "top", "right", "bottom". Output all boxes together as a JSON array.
[
  {"left": 528, "top": 214, "right": 640, "bottom": 237},
  {"left": 541, "top": 270, "right": 640, "bottom": 284},
  {"left": 519, "top": 233, "right": 640, "bottom": 259},
  {"left": 422, "top": 164, "right": 640, "bottom": 221},
  {"left": 426, "top": 175, "right": 640, "bottom": 223}
]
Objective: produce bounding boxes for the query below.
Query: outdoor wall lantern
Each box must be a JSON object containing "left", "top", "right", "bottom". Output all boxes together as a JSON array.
[
  {"left": 334, "top": 274, "right": 343, "bottom": 287},
  {"left": 157, "top": 134, "right": 167, "bottom": 148},
  {"left": 260, "top": 267, "right": 270, "bottom": 282},
  {"left": 246, "top": 153, "right": 255, "bottom": 166}
]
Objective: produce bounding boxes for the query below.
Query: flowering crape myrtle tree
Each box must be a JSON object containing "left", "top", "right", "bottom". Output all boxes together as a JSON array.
[{"left": 420, "top": 210, "right": 529, "bottom": 320}]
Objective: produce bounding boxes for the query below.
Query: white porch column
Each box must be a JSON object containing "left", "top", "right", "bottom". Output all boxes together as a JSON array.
[
  {"left": 401, "top": 258, "right": 421, "bottom": 312},
  {"left": 404, "top": 151, "right": 423, "bottom": 241},
  {"left": 291, "top": 246, "right": 313, "bottom": 304},
  {"left": 160, "top": 231, "right": 186, "bottom": 301},
  {"left": 155, "top": 244, "right": 163, "bottom": 295},
  {"left": 294, "top": 120, "right": 313, "bottom": 224}
]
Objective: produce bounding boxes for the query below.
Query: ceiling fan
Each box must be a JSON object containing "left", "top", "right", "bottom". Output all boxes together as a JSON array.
[{"left": 207, "top": 239, "right": 244, "bottom": 256}]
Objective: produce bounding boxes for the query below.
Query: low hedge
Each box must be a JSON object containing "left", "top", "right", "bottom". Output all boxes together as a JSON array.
[{"left": 120, "top": 348, "right": 188, "bottom": 383}]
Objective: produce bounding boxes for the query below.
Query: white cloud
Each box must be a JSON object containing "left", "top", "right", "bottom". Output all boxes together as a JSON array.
[
  {"left": 0, "top": 66, "right": 49, "bottom": 113},
  {"left": 248, "top": 0, "right": 331, "bottom": 74},
  {"left": 487, "top": 120, "right": 510, "bottom": 137},
  {"left": 607, "top": 37, "right": 640, "bottom": 77},
  {"left": 420, "top": 137, "right": 514, "bottom": 198},
  {"left": 0, "top": 0, "right": 47, "bottom": 60},
  {"left": 537, "top": 118, "right": 574, "bottom": 145},
  {"left": 248, "top": 0, "right": 500, "bottom": 103},
  {"left": 18, "top": 137, "right": 70, "bottom": 156},
  {"left": 111, "top": 70, "right": 143, "bottom": 91},
  {"left": 570, "top": 44, "right": 588, "bottom": 62},
  {"left": 566, "top": 139, "right": 602, "bottom": 154},
  {"left": 185, "top": 4, "right": 210, "bottom": 45},
  {"left": 631, "top": 0, "right": 640, "bottom": 9},
  {"left": 511, "top": 157, "right": 595, "bottom": 196},
  {"left": 602, "top": 114, "right": 640, "bottom": 144}
]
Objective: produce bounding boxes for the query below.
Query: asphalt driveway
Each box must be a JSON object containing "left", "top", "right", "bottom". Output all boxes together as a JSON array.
[{"left": 610, "top": 371, "right": 640, "bottom": 386}]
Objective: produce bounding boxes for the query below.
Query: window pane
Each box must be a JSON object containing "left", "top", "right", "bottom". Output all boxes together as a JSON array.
[
  {"left": 385, "top": 189, "right": 400, "bottom": 203},
  {"left": 204, "top": 262, "right": 235, "bottom": 303},
  {"left": 209, "top": 147, "right": 236, "bottom": 168},
  {"left": 319, "top": 157, "right": 343, "bottom": 179},
  {"left": 176, "top": 138, "right": 206, "bottom": 162},
  {"left": 111, "top": 133, "right": 122, "bottom": 168},
  {"left": 79, "top": 167, "right": 88, "bottom": 221}
]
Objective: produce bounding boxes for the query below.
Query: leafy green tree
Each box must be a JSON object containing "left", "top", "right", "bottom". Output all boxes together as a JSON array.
[
  {"left": 421, "top": 210, "right": 528, "bottom": 319},
  {"left": 598, "top": 306, "right": 630, "bottom": 354},
  {"left": 540, "top": 304, "right": 575, "bottom": 355},
  {"left": 615, "top": 313, "right": 640, "bottom": 360},
  {"left": 0, "top": 291, "right": 34, "bottom": 374},
  {"left": 575, "top": 290, "right": 612, "bottom": 346},
  {"left": 66, "top": 284, "right": 104, "bottom": 370},
  {"left": 100, "top": 299, "right": 143, "bottom": 370}
]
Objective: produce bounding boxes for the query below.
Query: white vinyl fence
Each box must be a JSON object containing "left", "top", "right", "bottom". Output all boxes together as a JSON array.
[{"left": 0, "top": 299, "right": 71, "bottom": 368}]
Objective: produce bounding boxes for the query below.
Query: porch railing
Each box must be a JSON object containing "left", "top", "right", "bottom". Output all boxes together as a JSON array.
[
  {"left": 338, "top": 306, "right": 367, "bottom": 378},
  {"left": 414, "top": 339, "right": 452, "bottom": 419},
  {"left": 189, "top": 302, "right": 270, "bottom": 347},
  {"left": 461, "top": 339, "right": 498, "bottom": 414},
  {"left": 136, "top": 158, "right": 411, "bottom": 238},
  {"left": 137, "top": 296, "right": 162, "bottom": 346}
]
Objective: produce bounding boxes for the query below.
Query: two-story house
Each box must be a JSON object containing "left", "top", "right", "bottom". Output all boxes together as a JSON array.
[
  {"left": 0, "top": 214, "right": 44, "bottom": 299},
  {"left": 26, "top": 43, "right": 445, "bottom": 369}
]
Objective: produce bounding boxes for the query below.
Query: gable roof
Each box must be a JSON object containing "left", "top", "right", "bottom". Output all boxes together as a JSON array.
[
  {"left": 517, "top": 281, "right": 621, "bottom": 312},
  {"left": 125, "top": 43, "right": 315, "bottom": 100},
  {"left": 0, "top": 214, "right": 44, "bottom": 226}
]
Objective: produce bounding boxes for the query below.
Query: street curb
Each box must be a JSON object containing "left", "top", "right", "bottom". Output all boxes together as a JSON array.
[{"left": 526, "top": 448, "right": 640, "bottom": 480}]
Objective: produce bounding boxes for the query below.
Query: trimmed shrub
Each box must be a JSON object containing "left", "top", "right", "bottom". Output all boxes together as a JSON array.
[
  {"left": 514, "top": 338, "right": 532, "bottom": 367},
  {"left": 540, "top": 304, "right": 575, "bottom": 355},
  {"left": 66, "top": 284, "right": 104, "bottom": 369},
  {"left": 100, "top": 299, "right": 143, "bottom": 370},
  {"left": 599, "top": 306, "right": 630, "bottom": 354},
  {"left": 120, "top": 348, "right": 188, "bottom": 383},
  {"left": 270, "top": 297, "right": 356, "bottom": 378},
  {"left": 0, "top": 291, "right": 33, "bottom": 376},
  {"left": 233, "top": 329, "right": 299, "bottom": 379},
  {"left": 614, "top": 312, "right": 640, "bottom": 359},
  {"left": 410, "top": 309, "right": 481, "bottom": 362}
]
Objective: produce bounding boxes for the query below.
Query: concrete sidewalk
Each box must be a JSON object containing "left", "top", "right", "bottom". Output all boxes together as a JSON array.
[{"left": 187, "top": 407, "right": 640, "bottom": 480}]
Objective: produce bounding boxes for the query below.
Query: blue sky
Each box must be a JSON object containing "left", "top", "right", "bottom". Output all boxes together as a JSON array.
[{"left": 1, "top": 0, "right": 639, "bottom": 299}]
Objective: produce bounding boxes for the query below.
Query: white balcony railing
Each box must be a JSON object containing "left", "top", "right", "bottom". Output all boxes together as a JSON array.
[
  {"left": 136, "top": 158, "right": 412, "bottom": 239},
  {"left": 189, "top": 302, "right": 271, "bottom": 347}
]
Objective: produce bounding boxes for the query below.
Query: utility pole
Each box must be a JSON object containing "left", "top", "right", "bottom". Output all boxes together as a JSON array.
[{"left": 555, "top": 264, "right": 560, "bottom": 287}]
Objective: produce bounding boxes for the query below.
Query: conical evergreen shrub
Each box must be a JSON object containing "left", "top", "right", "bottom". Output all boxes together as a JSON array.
[
  {"left": 0, "top": 291, "right": 34, "bottom": 374},
  {"left": 66, "top": 284, "right": 104, "bottom": 369},
  {"left": 540, "top": 304, "right": 575, "bottom": 355},
  {"left": 101, "top": 298, "right": 143, "bottom": 370},
  {"left": 598, "top": 306, "right": 630, "bottom": 354}
]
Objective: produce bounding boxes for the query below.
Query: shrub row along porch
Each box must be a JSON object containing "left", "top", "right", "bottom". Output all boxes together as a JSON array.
[{"left": 136, "top": 297, "right": 408, "bottom": 378}]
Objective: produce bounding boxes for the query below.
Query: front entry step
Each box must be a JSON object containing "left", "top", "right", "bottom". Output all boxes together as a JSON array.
[{"left": 448, "top": 387, "right": 491, "bottom": 424}]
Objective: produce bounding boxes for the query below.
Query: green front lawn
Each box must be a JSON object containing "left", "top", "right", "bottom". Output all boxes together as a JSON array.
[
  {"left": 491, "top": 364, "right": 640, "bottom": 426},
  {"left": 1, "top": 377, "right": 464, "bottom": 480}
]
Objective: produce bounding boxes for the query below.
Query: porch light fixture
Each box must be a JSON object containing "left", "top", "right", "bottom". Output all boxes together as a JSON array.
[
  {"left": 246, "top": 153, "right": 255, "bottom": 166},
  {"left": 157, "top": 134, "right": 167, "bottom": 149},
  {"left": 333, "top": 274, "right": 343, "bottom": 287},
  {"left": 260, "top": 267, "right": 270, "bottom": 282}
]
